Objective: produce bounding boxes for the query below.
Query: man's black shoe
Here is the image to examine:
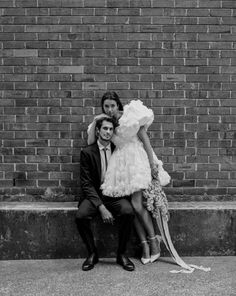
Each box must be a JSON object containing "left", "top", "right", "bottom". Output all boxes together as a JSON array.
[
  {"left": 82, "top": 253, "right": 99, "bottom": 271},
  {"left": 116, "top": 255, "right": 135, "bottom": 271}
]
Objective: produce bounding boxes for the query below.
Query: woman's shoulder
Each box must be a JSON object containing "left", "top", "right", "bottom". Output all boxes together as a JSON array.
[
  {"left": 124, "top": 99, "right": 153, "bottom": 118},
  {"left": 120, "top": 99, "right": 154, "bottom": 130},
  {"left": 125, "top": 99, "right": 145, "bottom": 108},
  {"left": 124, "top": 99, "right": 152, "bottom": 113}
]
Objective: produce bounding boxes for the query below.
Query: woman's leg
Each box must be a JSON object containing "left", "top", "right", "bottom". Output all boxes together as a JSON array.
[
  {"left": 133, "top": 216, "right": 150, "bottom": 260},
  {"left": 131, "top": 191, "right": 160, "bottom": 256}
]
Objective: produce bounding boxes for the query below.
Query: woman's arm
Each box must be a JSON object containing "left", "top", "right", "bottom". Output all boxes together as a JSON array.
[
  {"left": 137, "top": 126, "right": 154, "bottom": 168},
  {"left": 87, "top": 120, "right": 97, "bottom": 145}
]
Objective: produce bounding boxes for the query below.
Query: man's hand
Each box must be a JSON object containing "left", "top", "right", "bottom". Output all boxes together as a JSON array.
[{"left": 98, "top": 204, "right": 114, "bottom": 224}]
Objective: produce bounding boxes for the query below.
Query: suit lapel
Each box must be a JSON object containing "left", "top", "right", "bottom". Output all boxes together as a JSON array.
[
  {"left": 111, "top": 142, "right": 115, "bottom": 153},
  {"left": 91, "top": 143, "right": 101, "bottom": 182}
]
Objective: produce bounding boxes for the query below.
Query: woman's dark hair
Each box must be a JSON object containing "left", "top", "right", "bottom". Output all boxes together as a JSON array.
[{"left": 101, "top": 91, "right": 123, "bottom": 113}]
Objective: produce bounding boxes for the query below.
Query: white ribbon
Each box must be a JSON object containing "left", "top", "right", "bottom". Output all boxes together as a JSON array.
[{"left": 154, "top": 211, "right": 211, "bottom": 274}]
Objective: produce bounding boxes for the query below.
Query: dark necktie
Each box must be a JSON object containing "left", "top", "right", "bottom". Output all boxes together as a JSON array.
[{"left": 103, "top": 148, "right": 108, "bottom": 171}]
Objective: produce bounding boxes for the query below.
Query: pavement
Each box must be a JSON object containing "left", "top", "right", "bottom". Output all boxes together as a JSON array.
[{"left": 0, "top": 256, "right": 235, "bottom": 296}]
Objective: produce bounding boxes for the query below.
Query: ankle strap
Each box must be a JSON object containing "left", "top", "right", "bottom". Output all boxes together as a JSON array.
[
  {"left": 148, "top": 236, "right": 157, "bottom": 240},
  {"left": 141, "top": 240, "right": 148, "bottom": 244}
]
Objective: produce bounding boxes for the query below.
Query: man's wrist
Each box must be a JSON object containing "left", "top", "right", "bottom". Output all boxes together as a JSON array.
[{"left": 98, "top": 204, "right": 105, "bottom": 211}]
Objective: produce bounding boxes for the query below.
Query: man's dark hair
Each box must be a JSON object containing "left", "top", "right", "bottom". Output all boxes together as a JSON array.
[{"left": 95, "top": 116, "right": 116, "bottom": 132}]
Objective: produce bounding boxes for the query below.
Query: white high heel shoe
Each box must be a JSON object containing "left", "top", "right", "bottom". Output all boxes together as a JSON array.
[
  {"left": 141, "top": 257, "right": 151, "bottom": 265},
  {"left": 149, "top": 236, "right": 161, "bottom": 263},
  {"left": 140, "top": 240, "right": 151, "bottom": 265},
  {"left": 150, "top": 252, "right": 160, "bottom": 263}
]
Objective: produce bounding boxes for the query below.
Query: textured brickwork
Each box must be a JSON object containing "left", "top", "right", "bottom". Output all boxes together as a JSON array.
[{"left": 0, "top": 0, "right": 235, "bottom": 200}]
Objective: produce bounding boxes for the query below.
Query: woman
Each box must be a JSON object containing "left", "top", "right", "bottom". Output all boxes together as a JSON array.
[{"left": 87, "top": 91, "right": 162, "bottom": 264}]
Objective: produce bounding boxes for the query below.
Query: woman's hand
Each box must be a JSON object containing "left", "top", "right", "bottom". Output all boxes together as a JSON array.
[
  {"left": 150, "top": 163, "right": 156, "bottom": 179},
  {"left": 94, "top": 113, "right": 110, "bottom": 121}
]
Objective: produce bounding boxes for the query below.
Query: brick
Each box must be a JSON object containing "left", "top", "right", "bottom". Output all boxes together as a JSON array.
[
  {"left": 37, "top": 148, "right": 58, "bottom": 155},
  {"left": 14, "top": 148, "right": 35, "bottom": 155},
  {"left": 59, "top": 66, "right": 84, "bottom": 73},
  {"left": 199, "top": 1, "right": 221, "bottom": 8},
  {"left": 38, "top": 131, "right": 59, "bottom": 139},
  {"left": 26, "top": 139, "right": 48, "bottom": 147},
  {"left": 118, "top": 8, "right": 140, "bottom": 16},
  {"left": 49, "top": 172, "right": 71, "bottom": 180},
  {"left": 162, "top": 74, "right": 185, "bottom": 82},
  {"left": 26, "top": 8, "right": 49, "bottom": 15},
  {"left": 175, "top": 0, "right": 198, "bottom": 7},
  {"left": 27, "top": 155, "right": 48, "bottom": 163},
  {"left": 173, "top": 179, "right": 195, "bottom": 187},
  {"left": 49, "top": 139, "right": 72, "bottom": 147},
  {"left": 38, "top": 164, "right": 60, "bottom": 172},
  {"left": 4, "top": 155, "right": 25, "bottom": 163},
  {"left": 82, "top": 82, "right": 106, "bottom": 90},
  {"left": 83, "top": 0, "right": 105, "bottom": 7},
  {"left": 211, "top": 140, "right": 232, "bottom": 150},
  {"left": 15, "top": 0, "right": 37, "bottom": 7},
  {"left": 59, "top": 148, "right": 81, "bottom": 155},
  {"left": 185, "top": 171, "right": 207, "bottom": 179},
  {"left": 218, "top": 180, "right": 236, "bottom": 187},
  {"left": 38, "top": 180, "right": 59, "bottom": 187},
  {"left": 0, "top": 180, "right": 13, "bottom": 187},
  {"left": 197, "top": 164, "right": 220, "bottom": 171},
  {"left": 50, "top": 156, "right": 71, "bottom": 163},
  {"left": 106, "top": 16, "right": 129, "bottom": 24},
  {"left": 0, "top": 148, "right": 13, "bottom": 155},
  {"left": 32, "top": 114, "right": 54, "bottom": 124},
  {"left": 27, "top": 172, "right": 49, "bottom": 179},
  {"left": 155, "top": 1, "right": 176, "bottom": 7},
  {"left": 107, "top": 0, "right": 129, "bottom": 8},
  {"left": 131, "top": 0, "right": 152, "bottom": 7}
]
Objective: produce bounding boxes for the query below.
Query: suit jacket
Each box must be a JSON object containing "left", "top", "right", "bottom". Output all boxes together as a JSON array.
[{"left": 80, "top": 141, "right": 115, "bottom": 208}]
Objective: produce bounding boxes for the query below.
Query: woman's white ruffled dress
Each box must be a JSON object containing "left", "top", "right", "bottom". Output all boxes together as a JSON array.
[{"left": 101, "top": 100, "right": 154, "bottom": 197}]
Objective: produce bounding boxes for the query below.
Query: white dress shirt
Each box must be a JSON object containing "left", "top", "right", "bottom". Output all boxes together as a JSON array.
[{"left": 97, "top": 141, "right": 111, "bottom": 183}]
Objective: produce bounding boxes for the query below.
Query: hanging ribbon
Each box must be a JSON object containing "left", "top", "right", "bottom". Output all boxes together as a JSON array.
[
  {"left": 143, "top": 164, "right": 211, "bottom": 273},
  {"left": 154, "top": 211, "right": 211, "bottom": 273}
]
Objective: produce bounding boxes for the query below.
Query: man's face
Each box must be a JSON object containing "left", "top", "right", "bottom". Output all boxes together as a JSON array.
[{"left": 97, "top": 120, "right": 114, "bottom": 142}]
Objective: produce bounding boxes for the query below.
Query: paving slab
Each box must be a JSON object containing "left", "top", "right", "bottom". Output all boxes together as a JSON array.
[{"left": 0, "top": 256, "right": 235, "bottom": 296}]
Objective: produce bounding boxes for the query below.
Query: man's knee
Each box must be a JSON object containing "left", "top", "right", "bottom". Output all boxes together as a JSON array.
[
  {"left": 120, "top": 201, "right": 135, "bottom": 216},
  {"left": 76, "top": 199, "right": 97, "bottom": 220},
  {"left": 76, "top": 210, "right": 90, "bottom": 220}
]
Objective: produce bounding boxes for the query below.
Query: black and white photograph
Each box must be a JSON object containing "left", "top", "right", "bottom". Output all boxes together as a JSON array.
[{"left": 0, "top": 0, "right": 235, "bottom": 295}]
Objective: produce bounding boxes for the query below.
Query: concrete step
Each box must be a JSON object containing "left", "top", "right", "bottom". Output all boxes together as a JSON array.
[{"left": 0, "top": 201, "right": 235, "bottom": 260}]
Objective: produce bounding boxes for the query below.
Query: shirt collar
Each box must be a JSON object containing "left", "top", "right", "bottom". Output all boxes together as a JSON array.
[{"left": 97, "top": 140, "right": 111, "bottom": 151}]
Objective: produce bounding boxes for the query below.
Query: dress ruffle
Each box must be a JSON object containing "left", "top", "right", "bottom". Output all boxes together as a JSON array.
[
  {"left": 117, "top": 99, "right": 154, "bottom": 140},
  {"left": 101, "top": 100, "right": 154, "bottom": 197},
  {"left": 101, "top": 139, "right": 152, "bottom": 197}
]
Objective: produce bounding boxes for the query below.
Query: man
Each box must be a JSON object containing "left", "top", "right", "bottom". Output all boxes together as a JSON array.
[{"left": 76, "top": 117, "right": 135, "bottom": 272}]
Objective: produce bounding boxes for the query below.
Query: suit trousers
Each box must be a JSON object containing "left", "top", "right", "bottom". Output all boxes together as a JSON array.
[{"left": 76, "top": 197, "right": 134, "bottom": 256}]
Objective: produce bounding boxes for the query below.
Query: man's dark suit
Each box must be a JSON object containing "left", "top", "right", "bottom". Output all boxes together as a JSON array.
[{"left": 76, "top": 142, "right": 134, "bottom": 257}]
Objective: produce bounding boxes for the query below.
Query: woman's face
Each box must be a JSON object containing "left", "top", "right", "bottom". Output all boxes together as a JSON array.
[{"left": 103, "top": 99, "right": 119, "bottom": 117}]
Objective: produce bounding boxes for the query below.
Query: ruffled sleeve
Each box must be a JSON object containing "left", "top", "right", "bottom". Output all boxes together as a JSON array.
[{"left": 118, "top": 100, "right": 154, "bottom": 138}]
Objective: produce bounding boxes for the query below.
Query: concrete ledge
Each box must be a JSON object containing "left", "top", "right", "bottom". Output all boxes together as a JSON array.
[{"left": 0, "top": 202, "right": 235, "bottom": 260}]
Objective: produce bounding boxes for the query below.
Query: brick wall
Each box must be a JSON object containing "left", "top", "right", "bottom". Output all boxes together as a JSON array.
[{"left": 0, "top": 0, "right": 235, "bottom": 201}]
